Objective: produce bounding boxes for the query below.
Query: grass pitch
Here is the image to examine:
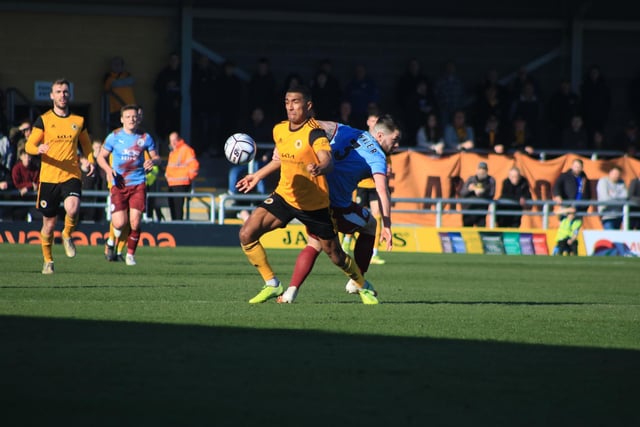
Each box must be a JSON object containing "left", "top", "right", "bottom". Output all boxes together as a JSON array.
[{"left": 0, "top": 244, "right": 638, "bottom": 426}]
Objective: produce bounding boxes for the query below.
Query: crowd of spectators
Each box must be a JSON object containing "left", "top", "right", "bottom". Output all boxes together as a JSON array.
[
  {"left": 172, "top": 55, "right": 640, "bottom": 159},
  {"left": 2, "top": 54, "right": 640, "bottom": 229}
]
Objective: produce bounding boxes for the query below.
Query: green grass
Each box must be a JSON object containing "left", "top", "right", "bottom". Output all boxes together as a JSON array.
[{"left": 1, "top": 244, "right": 638, "bottom": 426}]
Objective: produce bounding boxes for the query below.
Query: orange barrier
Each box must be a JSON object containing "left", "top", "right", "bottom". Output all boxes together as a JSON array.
[{"left": 389, "top": 151, "right": 640, "bottom": 229}]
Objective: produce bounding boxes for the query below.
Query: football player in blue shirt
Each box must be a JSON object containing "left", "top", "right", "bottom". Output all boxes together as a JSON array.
[{"left": 96, "top": 104, "right": 160, "bottom": 266}]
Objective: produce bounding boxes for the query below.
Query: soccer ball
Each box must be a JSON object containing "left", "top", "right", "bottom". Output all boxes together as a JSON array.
[{"left": 224, "top": 133, "right": 256, "bottom": 165}]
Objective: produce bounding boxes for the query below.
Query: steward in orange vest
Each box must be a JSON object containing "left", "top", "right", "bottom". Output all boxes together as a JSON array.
[{"left": 165, "top": 132, "right": 200, "bottom": 220}]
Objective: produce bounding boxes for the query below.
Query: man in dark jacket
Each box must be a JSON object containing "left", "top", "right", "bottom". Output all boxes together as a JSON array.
[
  {"left": 497, "top": 167, "right": 531, "bottom": 228},
  {"left": 553, "top": 158, "right": 591, "bottom": 213},
  {"left": 460, "top": 161, "right": 496, "bottom": 227}
]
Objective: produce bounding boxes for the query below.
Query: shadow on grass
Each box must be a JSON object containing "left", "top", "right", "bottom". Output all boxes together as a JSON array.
[
  {"left": 380, "top": 301, "right": 604, "bottom": 306},
  {"left": 1, "top": 315, "right": 637, "bottom": 427}
]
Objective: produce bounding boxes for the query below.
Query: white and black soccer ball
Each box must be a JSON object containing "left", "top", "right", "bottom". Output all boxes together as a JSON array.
[{"left": 224, "top": 133, "right": 257, "bottom": 165}]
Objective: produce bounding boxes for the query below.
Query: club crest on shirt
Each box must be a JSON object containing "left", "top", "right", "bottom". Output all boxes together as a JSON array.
[
  {"left": 295, "top": 140, "right": 303, "bottom": 149},
  {"left": 71, "top": 123, "right": 78, "bottom": 130},
  {"left": 136, "top": 138, "right": 145, "bottom": 147}
]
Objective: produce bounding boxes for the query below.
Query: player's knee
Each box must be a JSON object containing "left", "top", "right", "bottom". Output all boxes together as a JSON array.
[{"left": 239, "top": 224, "right": 258, "bottom": 245}]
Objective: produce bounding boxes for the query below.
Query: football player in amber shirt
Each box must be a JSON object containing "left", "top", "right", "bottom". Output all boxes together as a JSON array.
[
  {"left": 235, "top": 84, "right": 378, "bottom": 305},
  {"left": 25, "top": 79, "right": 95, "bottom": 275}
]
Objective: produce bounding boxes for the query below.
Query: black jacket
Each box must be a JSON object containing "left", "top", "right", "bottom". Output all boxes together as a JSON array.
[
  {"left": 499, "top": 177, "right": 531, "bottom": 208},
  {"left": 553, "top": 169, "right": 592, "bottom": 211}
]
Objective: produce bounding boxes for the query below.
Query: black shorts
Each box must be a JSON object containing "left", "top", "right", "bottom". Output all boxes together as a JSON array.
[
  {"left": 259, "top": 192, "right": 337, "bottom": 240},
  {"left": 356, "top": 187, "right": 378, "bottom": 207},
  {"left": 37, "top": 178, "right": 82, "bottom": 218}
]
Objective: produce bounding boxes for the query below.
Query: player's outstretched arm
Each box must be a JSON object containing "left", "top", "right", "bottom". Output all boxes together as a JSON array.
[
  {"left": 373, "top": 172, "right": 393, "bottom": 251},
  {"left": 236, "top": 159, "right": 280, "bottom": 193}
]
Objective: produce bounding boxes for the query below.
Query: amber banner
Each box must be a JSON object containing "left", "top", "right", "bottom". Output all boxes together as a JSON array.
[{"left": 389, "top": 151, "right": 640, "bottom": 229}]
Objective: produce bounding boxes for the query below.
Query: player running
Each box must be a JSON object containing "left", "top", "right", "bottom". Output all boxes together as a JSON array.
[
  {"left": 25, "top": 79, "right": 95, "bottom": 274},
  {"left": 96, "top": 104, "right": 160, "bottom": 266}
]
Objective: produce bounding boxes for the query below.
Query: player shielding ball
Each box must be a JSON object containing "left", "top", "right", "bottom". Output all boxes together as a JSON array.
[
  {"left": 278, "top": 115, "right": 400, "bottom": 302},
  {"left": 235, "top": 84, "right": 378, "bottom": 304}
]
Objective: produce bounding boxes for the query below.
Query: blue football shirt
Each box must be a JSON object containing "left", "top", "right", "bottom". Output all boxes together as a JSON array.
[
  {"left": 103, "top": 128, "right": 156, "bottom": 187},
  {"left": 327, "top": 124, "right": 387, "bottom": 208}
]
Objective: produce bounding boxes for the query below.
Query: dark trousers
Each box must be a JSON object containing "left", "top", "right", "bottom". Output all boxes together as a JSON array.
[
  {"left": 168, "top": 184, "right": 191, "bottom": 220},
  {"left": 463, "top": 214, "right": 487, "bottom": 227},
  {"left": 555, "top": 238, "right": 578, "bottom": 255}
]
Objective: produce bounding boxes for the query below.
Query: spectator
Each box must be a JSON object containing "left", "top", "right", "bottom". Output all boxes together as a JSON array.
[
  {"left": 0, "top": 130, "right": 14, "bottom": 174},
  {"left": 401, "top": 78, "right": 437, "bottom": 147},
  {"left": 0, "top": 86, "right": 6, "bottom": 135},
  {"left": 344, "top": 64, "right": 379, "bottom": 129},
  {"left": 497, "top": 167, "right": 531, "bottom": 228},
  {"left": 153, "top": 52, "right": 181, "bottom": 152},
  {"left": 628, "top": 176, "right": 640, "bottom": 229},
  {"left": 553, "top": 207, "right": 582, "bottom": 255},
  {"left": 165, "top": 131, "right": 200, "bottom": 221},
  {"left": 396, "top": 58, "right": 431, "bottom": 121},
  {"left": 475, "top": 84, "right": 507, "bottom": 134},
  {"left": 191, "top": 53, "right": 219, "bottom": 157},
  {"left": 630, "top": 70, "right": 640, "bottom": 125},
  {"left": 591, "top": 130, "right": 609, "bottom": 151},
  {"left": 228, "top": 107, "right": 273, "bottom": 198},
  {"left": 476, "top": 114, "right": 507, "bottom": 153},
  {"left": 103, "top": 56, "right": 136, "bottom": 131},
  {"left": 416, "top": 112, "right": 445, "bottom": 155},
  {"left": 337, "top": 100, "right": 354, "bottom": 126},
  {"left": 434, "top": 60, "right": 466, "bottom": 128},
  {"left": 510, "top": 80, "right": 542, "bottom": 145},
  {"left": 580, "top": 64, "right": 611, "bottom": 141},
  {"left": 614, "top": 120, "right": 640, "bottom": 156},
  {"left": 548, "top": 79, "right": 581, "bottom": 147},
  {"left": 553, "top": 158, "right": 592, "bottom": 214},
  {"left": 502, "top": 116, "right": 535, "bottom": 155},
  {"left": 247, "top": 57, "right": 278, "bottom": 123},
  {"left": 9, "top": 119, "right": 33, "bottom": 158},
  {"left": 0, "top": 158, "right": 11, "bottom": 220},
  {"left": 245, "top": 106, "right": 272, "bottom": 144},
  {"left": 136, "top": 105, "right": 163, "bottom": 222},
  {"left": 310, "top": 59, "right": 342, "bottom": 121},
  {"left": 443, "top": 110, "right": 474, "bottom": 152},
  {"left": 561, "top": 114, "right": 589, "bottom": 151},
  {"left": 217, "top": 60, "right": 247, "bottom": 154},
  {"left": 476, "top": 68, "right": 509, "bottom": 108},
  {"left": 459, "top": 161, "right": 496, "bottom": 227},
  {"left": 596, "top": 165, "right": 628, "bottom": 230},
  {"left": 80, "top": 139, "right": 108, "bottom": 223},
  {"left": 510, "top": 67, "right": 539, "bottom": 105},
  {"left": 11, "top": 149, "right": 40, "bottom": 221}
]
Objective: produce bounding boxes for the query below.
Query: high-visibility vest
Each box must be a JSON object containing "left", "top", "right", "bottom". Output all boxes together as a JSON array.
[{"left": 165, "top": 139, "right": 199, "bottom": 187}]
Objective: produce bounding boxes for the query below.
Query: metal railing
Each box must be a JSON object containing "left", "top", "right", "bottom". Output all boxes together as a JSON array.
[
  {"left": 217, "top": 193, "right": 267, "bottom": 225},
  {"left": 144, "top": 191, "right": 216, "bottom": 223},
  {"left": 3, "top": 189, "right": 638, "bottom": 229},
  {"left": 397, "top": 146, "right": 628, "bottom": 161},
  {"left": 390, "top": 198, "right": 639, "bottom": 229},
  {"left": 216, "top": 194, "right": 640, "bottom": 230},
  {"left": 0, "top": 190, "right": 216, "bottom": 223}
]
